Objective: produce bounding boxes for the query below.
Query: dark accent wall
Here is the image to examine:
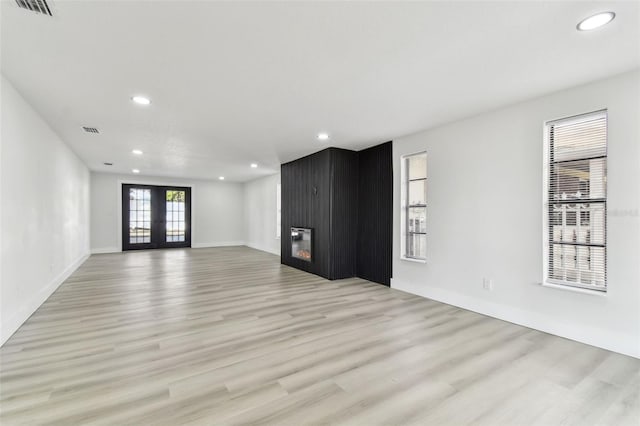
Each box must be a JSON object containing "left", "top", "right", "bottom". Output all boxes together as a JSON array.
[
  {"left": 280, "top": 149, "right": 332, "bottom": 277},
  {"left": 281, "top": 142, "right": 392, "bottom": 286},
  {"left": 328, "top": 149, "right": 359, "bottom": 280},
  {"left": 280, "top": 148, "right": 358, "bottom": 279},
  {"left": 356, "top": 142, "right": 393, "bottom": 285}
]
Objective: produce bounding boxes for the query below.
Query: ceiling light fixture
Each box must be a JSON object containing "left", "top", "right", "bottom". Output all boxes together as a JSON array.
[
  {"left": 132, "top": 149, "right": 143, "bottom": 155},
  {"left": 250, "top": 163, "right": 258, "bottom": 168},
  {"left": 317, "top": 132, "right": 330, "bottom": 141},
  {"left": 132, "top": 169, "right": 140, "bottom": 174},
  {"left": 131, "top": 96, "right": 151, "bottom": 105},
  {"left": 219, "top": 176, "right": 225, "bottom": 180},
  {"left": 577, "top": 12, "right": 615, "bottom": 31}
]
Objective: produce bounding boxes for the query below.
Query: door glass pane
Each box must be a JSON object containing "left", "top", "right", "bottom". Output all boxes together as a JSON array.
[
  {"left": 129, "top": 188, "right": 151, "bottom": 244},
  {"left": 166, "top": 190, "right": 186, "bottom": 242}
]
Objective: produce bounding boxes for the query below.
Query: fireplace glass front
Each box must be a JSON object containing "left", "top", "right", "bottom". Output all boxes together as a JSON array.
[{"left": 291, "top": 227, "right": 312, "bottom": 262}]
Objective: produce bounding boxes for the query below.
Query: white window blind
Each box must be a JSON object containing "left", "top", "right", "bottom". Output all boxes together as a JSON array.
[{"left": 545, "top": 110, "right": 607, "bottom": 291}]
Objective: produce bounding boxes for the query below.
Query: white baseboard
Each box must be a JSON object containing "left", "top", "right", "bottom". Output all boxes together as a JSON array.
[
  {"left": 192, "top": 241, "right": 245, "bottom": 249},
  {"left": 245, "top": 242, "right": 280, "bottom": 256},
  {"left": 91, "top": 247, "right": 120, "bottom": 254},
  {"left": 391, "top": 278, "right": 639, "bottom": 359},
  {"left": 93, "top": 243, "right": 248, "bottom": 252},
  {"left": 1, "top": 252, "right": 90, "bottom": 347}
]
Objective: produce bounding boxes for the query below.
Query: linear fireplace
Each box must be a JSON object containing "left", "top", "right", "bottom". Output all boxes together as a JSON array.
[{"left": 291, "top": 227, "right": 312, "bottom": 262}]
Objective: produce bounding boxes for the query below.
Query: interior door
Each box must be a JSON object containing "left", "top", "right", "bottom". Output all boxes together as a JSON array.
[{"left": 122, "top": 184, "right": 191, "bottom": 251}]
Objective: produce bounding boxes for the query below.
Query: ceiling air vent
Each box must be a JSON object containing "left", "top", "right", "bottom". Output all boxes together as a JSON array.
[
  {"left": 82, "top": 127, "right": 100, "bottom": 134},
  {"left": 15, "top": 0, "right": 53, "bottom": 16}
]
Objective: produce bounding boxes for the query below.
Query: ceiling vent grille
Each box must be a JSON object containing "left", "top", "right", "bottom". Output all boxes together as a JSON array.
[
  {"left": 82, "top": 127, "right": 100, "bottom": 134},
  {"left": 15, "top": 0, "right": 53, "bottom": 16}
]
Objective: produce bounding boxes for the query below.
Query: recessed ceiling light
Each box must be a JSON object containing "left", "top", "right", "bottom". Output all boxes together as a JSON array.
[
  {"left": 132, "top": 169, "right": 140, "bottom": 174},
  {"left": 131, "top": 96, "right": 151, "bottom": 105},
  {"left": 317, "top": 132, "right": 330, "bottom": 141},
  {"left": 250, "top": 163, "right": 258, "bottom": 168},
  {"left": 132, "top": 149, "right": 143, "bottom": 155},
  {"left": 219, "top": 176, "right": 225, "bottom": 180},
  {"left": 577, "top": 12, "right": 615, "bottom": 31}
]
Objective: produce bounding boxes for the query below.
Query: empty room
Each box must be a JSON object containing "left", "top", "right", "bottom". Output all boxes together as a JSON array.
[{"left": 1, "top": 0, "right": 639, "bottom": 425}]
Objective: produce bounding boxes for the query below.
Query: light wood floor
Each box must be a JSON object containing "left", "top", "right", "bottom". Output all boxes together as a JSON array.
[{"left": 1, "top": 247, "right": 638, "bottom": 425}]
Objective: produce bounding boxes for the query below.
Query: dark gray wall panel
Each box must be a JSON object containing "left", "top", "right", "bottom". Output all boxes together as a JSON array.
[
  {"left": 328, "top": 148, "right": 358, "bottom": 279},
  {"left": 281, "top": 149, "right": 331, "bottom": 278},
  {"left": 281, "top": 143, "right": 392, "bottom": 285},
  {"left": 356, "top": 142, "right": 393, "bottom": 286}
]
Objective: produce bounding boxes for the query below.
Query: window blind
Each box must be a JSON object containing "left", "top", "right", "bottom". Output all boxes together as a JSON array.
[{"left": 547, "top": 110, "right": 607, "bottom": 291}]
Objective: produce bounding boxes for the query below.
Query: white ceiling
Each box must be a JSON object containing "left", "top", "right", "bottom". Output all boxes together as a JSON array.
[{"left": 2, "top": 1, "right": 638, "bottom": 182}]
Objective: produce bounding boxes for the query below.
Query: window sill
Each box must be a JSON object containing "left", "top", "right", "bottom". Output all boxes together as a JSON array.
[
  {"left": 400, "top": 256, "right": 426, "bottom": 264},
  {"left": 541, "top": 280, "right": 607, "bottom": 297}
]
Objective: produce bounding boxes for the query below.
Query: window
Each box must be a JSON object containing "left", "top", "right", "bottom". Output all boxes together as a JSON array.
[
  {"left": 401, "top": 152, "right": 427, "bottom": 261},
  {"left": 544, "top": 110, "right": 607, "bottom": 291}
]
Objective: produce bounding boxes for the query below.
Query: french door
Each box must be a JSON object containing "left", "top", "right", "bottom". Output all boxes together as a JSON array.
[{"left": 122, "top": 184, "right": 191, "bottom": 251}]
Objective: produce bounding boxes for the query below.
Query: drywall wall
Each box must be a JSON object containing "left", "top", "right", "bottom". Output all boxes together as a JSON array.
[
  {"left": 1, "top": 75, "right": 90, "bottom": 346},
  {"left": 392, "top": 70, "right": 640, "bottom": 358},
  {"left": 90, "top": 172, "right": 245, "bottom": 252},
  {"left": 243, "top": 173, "right": 281, "bottom": 256}
]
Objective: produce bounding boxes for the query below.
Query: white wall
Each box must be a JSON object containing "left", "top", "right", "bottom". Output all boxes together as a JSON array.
[
  {"left": 392, "top": 70, "right": 640, "bottom": 358},
  {"left": 1, "top": 75, "right": 90, "bottom": 346},
  {"left": 90, "top": 172, "right": 245, "bottom": 252},
  {"left": 243, "top": 173, "right": 281, "bottom": 255}
]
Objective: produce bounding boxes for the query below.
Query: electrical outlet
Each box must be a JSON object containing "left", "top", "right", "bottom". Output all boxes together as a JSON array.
[{"left": 483, "top": 278, "right": 493, "bottom": 291}]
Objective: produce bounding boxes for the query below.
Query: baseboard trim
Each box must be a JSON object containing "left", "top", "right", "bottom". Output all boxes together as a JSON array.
[
  {"left": 191, "top": 241, "right": 245, "bottom": 249},
  {"left": 1, "top": 252, "right": 90, "bottom": 347},
  {"left": 244, "top": 243, "right": 280, "bottom": 256},
  {"left": 92, "top": 243, "right": 249, "bottom": 252},
  {"left": 391, "top": 278, "right": 639, "bottom": 359},
  {"left": 91, "top": 247, "right": 120, "bottom": 254}
]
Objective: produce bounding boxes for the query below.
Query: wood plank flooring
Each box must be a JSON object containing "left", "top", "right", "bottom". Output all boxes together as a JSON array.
[{"left": 1, "top": 246, "right": 638, "bottom": 425}]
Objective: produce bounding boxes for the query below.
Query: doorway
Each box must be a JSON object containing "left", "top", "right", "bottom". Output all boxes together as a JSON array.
[{"left": 122, "top": 184, "right": 191, "bottom": 251}]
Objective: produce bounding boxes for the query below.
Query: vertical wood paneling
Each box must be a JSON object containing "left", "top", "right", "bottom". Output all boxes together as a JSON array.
[
  {"left": 329, "top": 149, "right": 358, "bottom": 279},
  {"left": 281, "top": 143, "right": 392, "bottom": 284},
  {"left": 281, "top": 149, "right": 332, "bottom": 278},
  {"left": 356, "top": 142, "right": 393, "bottom": 286}
]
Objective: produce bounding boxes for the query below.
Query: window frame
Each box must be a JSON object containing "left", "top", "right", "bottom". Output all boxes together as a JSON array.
[
  {"left": 276, "top": 183, "right": 282, "bottom": 239},
  {"left": 542, "top": 109, "right": 608, "bottom": 293},
  {"left": 400, "top": 151, "right": 427, "bottom": 263}
]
